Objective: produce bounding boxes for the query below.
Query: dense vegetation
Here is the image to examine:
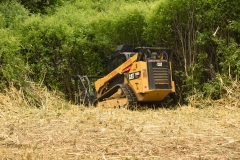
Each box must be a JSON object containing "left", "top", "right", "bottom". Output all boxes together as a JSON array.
[{"left": 0, "top": 0, "right": 239, "bottom": 104}]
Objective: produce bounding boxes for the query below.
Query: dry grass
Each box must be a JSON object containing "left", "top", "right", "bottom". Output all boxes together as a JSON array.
[{"left": 0, "top": 82, "right": 240, "bottom": 159}]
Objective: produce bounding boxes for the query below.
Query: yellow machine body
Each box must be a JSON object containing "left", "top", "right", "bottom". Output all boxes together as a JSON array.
[
  {"left": 127, "top": 61, "right": 175, "bottom": 102},
  {"left": 94, "top": 46, "right": 175, "bottom": 108}
]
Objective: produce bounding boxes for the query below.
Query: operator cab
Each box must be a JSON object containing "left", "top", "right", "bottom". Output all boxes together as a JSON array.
[
  {"left": 107, "top": 45, "right": 137, "bottom": 73},
  {"left": 107, "top": 45, "right": 171, "bottom": 73}
]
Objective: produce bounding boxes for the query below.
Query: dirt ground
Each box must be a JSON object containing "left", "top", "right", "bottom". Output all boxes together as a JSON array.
[{"left": 0, "top": 104, "right": 239, "bottom": 160}]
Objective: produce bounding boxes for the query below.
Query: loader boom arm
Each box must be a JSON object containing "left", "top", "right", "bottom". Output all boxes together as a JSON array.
[{"left": 94, "top": 53, "right": 138, "bottom": 94}]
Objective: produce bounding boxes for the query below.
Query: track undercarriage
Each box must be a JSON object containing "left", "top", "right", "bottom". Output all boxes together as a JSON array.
[
  {"left": 94, "top": 84, "right": 137, "bottom": 109},
  {"left": 72, "top": 75, "right": 174, "bottom": 109}
]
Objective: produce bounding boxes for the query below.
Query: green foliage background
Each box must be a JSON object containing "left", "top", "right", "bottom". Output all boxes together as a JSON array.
[{"left": 0, "top": 0, "right": 239, "bottom": 103}]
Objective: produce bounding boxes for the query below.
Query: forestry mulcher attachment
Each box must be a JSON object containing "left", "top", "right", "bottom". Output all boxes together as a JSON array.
[{"left": 72, "top": 44, "right": 175, "bottom": 108}]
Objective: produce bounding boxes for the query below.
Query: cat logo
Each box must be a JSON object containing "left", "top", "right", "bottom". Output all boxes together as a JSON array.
[{"left": 157, "top": 62, "right": 162, "bottom": 67}]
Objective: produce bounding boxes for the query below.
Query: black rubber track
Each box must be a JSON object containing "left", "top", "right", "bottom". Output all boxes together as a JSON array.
[{"left": 93, "top": 84, "right": 137, "bottom": 108}]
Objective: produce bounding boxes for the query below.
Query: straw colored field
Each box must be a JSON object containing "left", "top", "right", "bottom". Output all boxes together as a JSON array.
[{"left": 0, "top": 104, "right": 239, "bottom": 159}]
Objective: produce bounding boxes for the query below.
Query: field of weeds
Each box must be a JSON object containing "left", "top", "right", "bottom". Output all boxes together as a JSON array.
[
  {"left": 0, "top": 85, "right": 240, "bottom": 159},
  {"left": 1, "top": 105, "right": 240, "bottom": 159}
]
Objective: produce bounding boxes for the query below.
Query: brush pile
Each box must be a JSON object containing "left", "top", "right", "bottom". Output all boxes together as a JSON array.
[
  {"left": 217, "top": 80, "right": 240, "bottom": 108},
  {"left": 188, "top": 79, "right": 240, "bottom": 109},
  {"left": 0, "top": 80, "right": 66, "bottom": 110}
]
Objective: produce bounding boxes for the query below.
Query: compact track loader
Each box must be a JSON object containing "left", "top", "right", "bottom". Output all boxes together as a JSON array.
[{"left": 72, "top": 44, "right": 175, "bottom": 108}]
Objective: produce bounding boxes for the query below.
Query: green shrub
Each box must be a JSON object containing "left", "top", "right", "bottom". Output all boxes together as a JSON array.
[{"left": 0, "top": 29, "right": 29, "bottom": 90}]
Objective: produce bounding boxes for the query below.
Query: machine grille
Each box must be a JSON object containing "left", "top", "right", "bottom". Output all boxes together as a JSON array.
[
  {"left": 147, "top": 61, "right": 171, "bottom": 89},
  {"left": 152, "top": 67, "right": 169, "bottom": 84}
]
